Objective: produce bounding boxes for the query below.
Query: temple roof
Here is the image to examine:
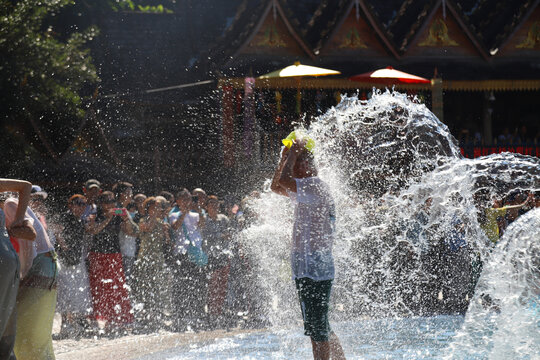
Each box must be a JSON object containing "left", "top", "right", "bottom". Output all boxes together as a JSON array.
[
  {"left": 91, "top": 0, "right": 539, "bottom": 91},
  {"left": 457, "top": 0, "right": 539, "bottom": 51},
  {"left": 198, "top": 0, "right": 316, "bottom": 77}
]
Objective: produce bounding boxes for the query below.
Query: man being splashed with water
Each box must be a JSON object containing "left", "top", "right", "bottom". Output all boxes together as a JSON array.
[{"left": 271, "top": 132, "right": 346, "bottom": 360}]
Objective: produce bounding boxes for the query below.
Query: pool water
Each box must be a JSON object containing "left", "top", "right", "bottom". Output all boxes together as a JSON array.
[{"left": 140, "top": 315, "right": 464, "bottom": 359}]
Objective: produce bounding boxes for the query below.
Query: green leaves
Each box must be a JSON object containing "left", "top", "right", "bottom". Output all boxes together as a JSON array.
[
  {"left": 110, "top": 0, "right": 173, "bottom": 14},
  {"left": 0, "top": 0, "right": 99, "bottom": 156}
]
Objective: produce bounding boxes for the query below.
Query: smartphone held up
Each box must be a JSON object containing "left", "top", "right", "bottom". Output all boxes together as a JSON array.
[{"left": 113, "top": 208, "right": 127, "bottom": 216}]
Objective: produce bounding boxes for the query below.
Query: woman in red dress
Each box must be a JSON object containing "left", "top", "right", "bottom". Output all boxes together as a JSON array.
[{"left": 86, "top": 191, "right": 138, "bottom": 331}]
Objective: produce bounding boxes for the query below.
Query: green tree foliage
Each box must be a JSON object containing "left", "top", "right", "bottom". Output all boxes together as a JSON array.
[
  {"left": 110, "top": 0, "right": 174, "bottom": 14},
  {"left": 0, "top": 0, "right": 99, "bottom": 161}
]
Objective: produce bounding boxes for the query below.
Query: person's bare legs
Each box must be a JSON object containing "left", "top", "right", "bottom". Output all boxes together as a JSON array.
[
  {"left": 311, "top": 338, "right": 330, "bottom": 360},
  {"left": 310, "top": 332, "right": 345, "bottom": 360},
  {"left": 329, "top": 331, "right": 346, "bottom": 359}
]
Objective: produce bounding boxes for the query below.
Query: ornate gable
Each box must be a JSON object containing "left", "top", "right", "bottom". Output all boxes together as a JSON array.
[
  {"left": 320, "top": 1, "right": 396, "bottom": 58},
  {"left": 498, "top": 5, "right": 540, "bottom": 57},
  {"left": 406, "top": 4, "right": 487, "bottom": 59},
  {"left": 237, "top": 0, "right": 313, "bottom": 58}
]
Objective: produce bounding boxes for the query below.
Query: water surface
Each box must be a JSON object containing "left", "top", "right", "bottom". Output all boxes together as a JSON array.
[{"left": 141, "top": 315, "right": 464, "bottom": 360}]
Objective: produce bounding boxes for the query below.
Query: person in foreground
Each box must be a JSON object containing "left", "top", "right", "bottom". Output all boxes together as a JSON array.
[
  {"left": 271, "top": 134, "right": 346, "bottom": 360},
  {"left": 3, "top": 183, "right": 57, "bottom": 360},
  {"left": 0, "top": 178, "right": 35, "bottom": 360}
]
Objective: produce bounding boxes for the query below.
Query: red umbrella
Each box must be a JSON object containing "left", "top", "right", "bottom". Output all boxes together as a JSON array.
[{"left": 349, "top": 66, "right": 431, "bottom": 84}]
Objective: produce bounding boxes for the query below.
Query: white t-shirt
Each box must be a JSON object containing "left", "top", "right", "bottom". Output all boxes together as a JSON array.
[
  {"left": 288, "top": 177, "right": 335, "bottom": 281},
  {"left": 168, "top": 210, "right": 203, "bottom": 255},
  {"left": 118, "top": 230, "right": 137, "bottom": 258}
]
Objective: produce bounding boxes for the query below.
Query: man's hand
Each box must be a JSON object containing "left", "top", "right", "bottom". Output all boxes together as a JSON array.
[
  {"left": 106, "top": 208, "right": 116, "bottom": 219},
  {"left": 289, "top": 138, "right": 306, "bottom": 156},
  {"left": 525, "top": 193, "right": 535, "bottom": 206},
  {"left": 119, "top": 208, "right": 130, "bottom": 221},
  {"left": 279, "top": 146, "right": 290, "bottom": 162},
  {"left": 278, "top": 139, "right": 303, "bottom": 194},
  {"left": 9, "top": 217, "right": 27, "bottom": 229},
  {"left": 8, "top": 220, "right": 36, "bottom": 241}
]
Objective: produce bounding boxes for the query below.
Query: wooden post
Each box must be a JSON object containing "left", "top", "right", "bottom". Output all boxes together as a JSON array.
[
  {"left": 153, "top": 145, "right": 161, "bottom": 194},
  {"left": 431, "top": 78, "right": 444, "bottom": 122},
  {"left": 482, "top": 91, "right": 494, "bottom": 145},
  {"left": 243, "top": 77, "right": 258, "bottom": 161},
  {"left": 221, "top": 83, "right": 235, "bottom": 168}
]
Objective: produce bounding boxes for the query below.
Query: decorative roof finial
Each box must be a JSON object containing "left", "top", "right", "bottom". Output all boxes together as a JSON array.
[{"left": 442, "top": 0, "right": 447, "bottom": 20}]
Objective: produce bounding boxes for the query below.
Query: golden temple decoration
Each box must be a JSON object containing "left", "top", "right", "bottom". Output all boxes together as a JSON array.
[
  {"left": 71, "top": 135, "right": 92, "bottom": 153},
  {"left": 339, "top": 27, "right": 367, "bottom": 48},
  {"left": 419, "top": 18, "right": 458, "bottom": 46},
  {"left": 516, "top": 21, "right": 540, "bottom": 49},
  {"left": 256, "top": 24, "right": 286, "bottom": 47}
]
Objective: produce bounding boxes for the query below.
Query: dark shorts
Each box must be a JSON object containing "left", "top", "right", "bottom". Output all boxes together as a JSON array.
[{"left": 295, "top": 277, "right": 332, "bottom": 342}]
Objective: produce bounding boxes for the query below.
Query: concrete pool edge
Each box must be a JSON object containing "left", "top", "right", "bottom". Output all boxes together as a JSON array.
[{"left": 54, "top": 328, "right": 265, "bottom": 360}]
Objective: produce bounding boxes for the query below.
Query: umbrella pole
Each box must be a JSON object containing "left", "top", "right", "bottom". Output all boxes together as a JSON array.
[
  {"left": 431, "top": 78, "right": 443, "bottom": 122},
  {"left": 296, "top": 77, "right": 301, "bottom": 119}
]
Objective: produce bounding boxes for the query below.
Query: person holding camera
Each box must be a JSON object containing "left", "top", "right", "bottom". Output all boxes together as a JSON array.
[
  {"left": 192, "top": 188, "right": 208, "bottom": 217},
  {"left": 169, "top": 188, "right": 207, "bottom": 331},
  {"left": 86, "top": 191, "right": 138, "bottom": 332},
  {"left": 202, "top": 195, "right": 232, "bottom": 328},
  {"left": 133, "top": 196, "right": 172, "bottom": 328},
  {"left": 55, "top": 194, "right": 93, "bottom": 338},
  {"left": 113, "top": 182, "right": 137, "bottom": 283}
]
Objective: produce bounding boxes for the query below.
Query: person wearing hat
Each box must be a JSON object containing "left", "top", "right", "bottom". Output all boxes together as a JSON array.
[
  {"left": 192, "top": 188, "right": 208, "bottom": 216},
  {"left": 30, "top": 185, "right": 48, "bottom": 200},
  {"left": 82, "top": 179, "right": 101, "bottom": 222},
  {"left": 29, "top": 185, "right": 53, "bottom": 246},
  {"left": 3, "top": 186, "right": 58, "bottom": 359},
  {"left": 0, "top": 178, "right": 34, "bottom": 360},
  {"left": 201, "top": 195, "right": 231, "bottom": 328},
  {"left": 271, "top": 134, "right": 345, "bottom": 360}
]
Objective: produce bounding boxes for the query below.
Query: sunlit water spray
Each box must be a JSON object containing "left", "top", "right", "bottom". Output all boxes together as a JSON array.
[
  {"left": 230, "top": 90, "right": 540, "bottom": 356},
  {"left": 446, "top": 208, "right": 540, "bottom": 359},
  {"left": 151, "top": 90, "right": 540, "bottom": 358}
]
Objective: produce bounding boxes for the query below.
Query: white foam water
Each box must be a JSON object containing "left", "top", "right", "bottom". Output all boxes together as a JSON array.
[
  {"left": 446, "top": 208, "right": 540, "bottom": 359},
  {"left": 148, "top": 90, "right": 540, "bottom": 358}
]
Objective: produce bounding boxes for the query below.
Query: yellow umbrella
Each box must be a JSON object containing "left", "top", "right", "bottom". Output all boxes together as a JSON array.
[
  {"left": 258, "top": 61, "right": 341, "bottom": 78},
  {"left": 258, "top": 62, "right": 340, "bottom": 114}
]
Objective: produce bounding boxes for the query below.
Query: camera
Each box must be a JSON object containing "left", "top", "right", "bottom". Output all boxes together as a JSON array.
[{"left": 113, "top": 208, "right": 127, "bottom": 216}]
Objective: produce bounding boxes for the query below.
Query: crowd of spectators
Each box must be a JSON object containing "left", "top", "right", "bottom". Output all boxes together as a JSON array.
[
  {"left": 1, "top": 177, "right": 265, "bottom": 350},
  {"left": 476, "top": 189, "right": 539, "bottom": 244},
  {"left": 1, "top": 173, "right": 538, "bottom": 358},
  {"left": 458, "top": 125, "right": 540, "bottom": 147},
  {"left": 457, "top": 125, "right": 540, "bottom": 158}
]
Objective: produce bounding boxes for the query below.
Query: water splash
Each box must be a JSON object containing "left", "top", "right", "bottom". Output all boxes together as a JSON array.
[
  {"left": 236, "top": 89, "right": 540, "bottom": 346},
  {"left": 446, "top": 208, "right": 540, "bottom": 359}
]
